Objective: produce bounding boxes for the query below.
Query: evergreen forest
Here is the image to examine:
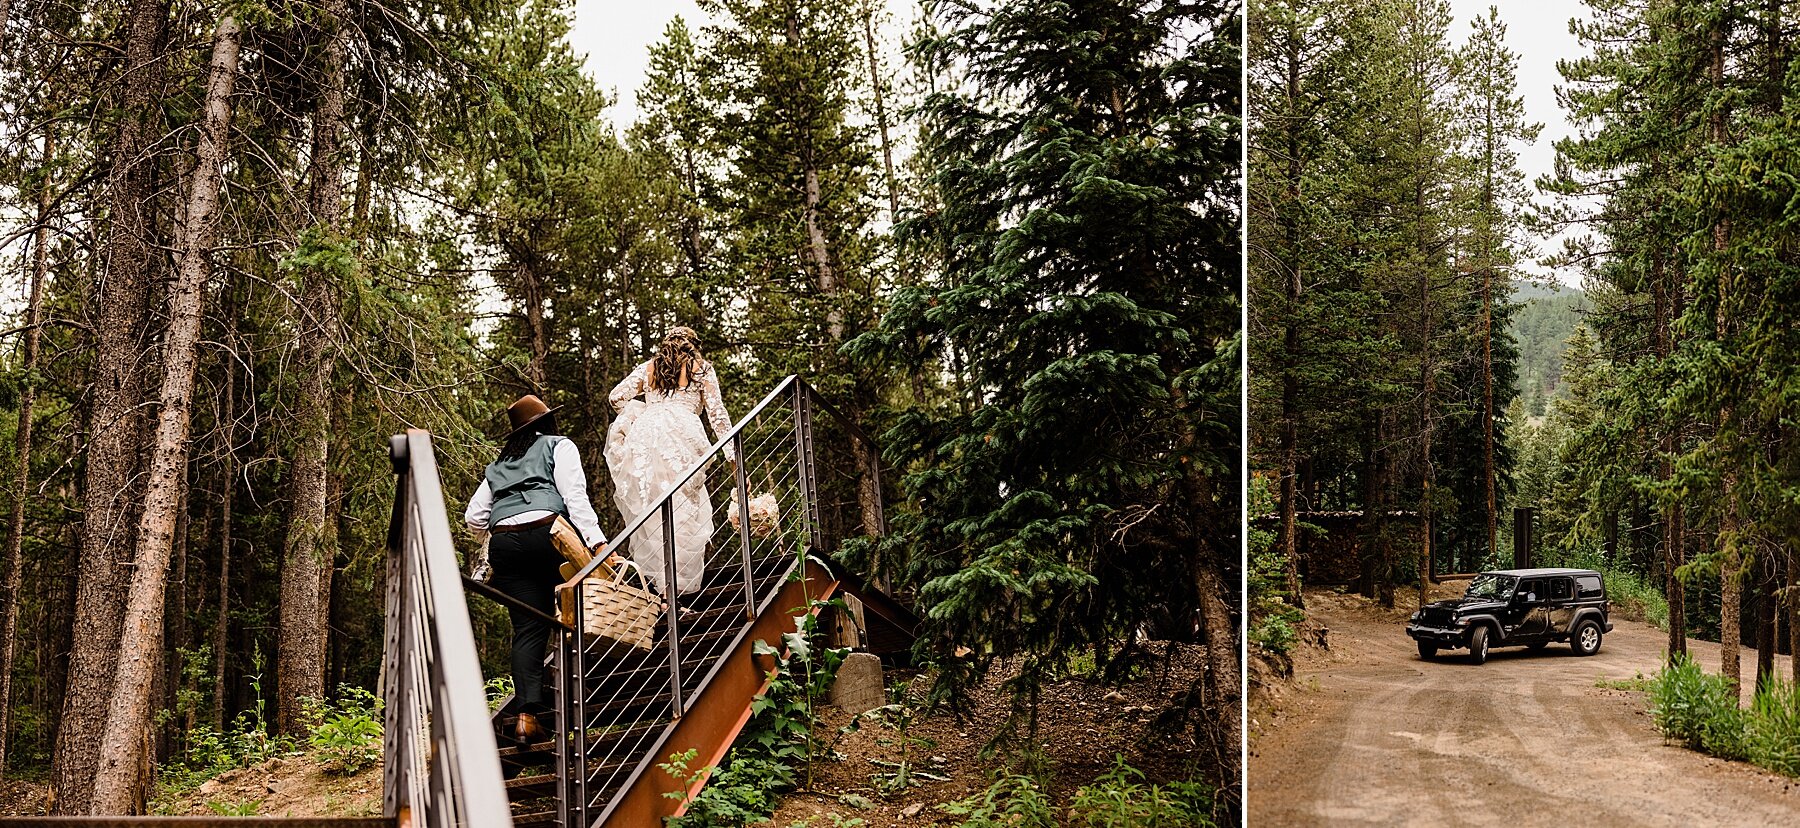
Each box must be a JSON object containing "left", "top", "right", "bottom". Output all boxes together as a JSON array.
[
  {"left": 0, "top": 0, "right": 1242, "bottom": 814},
  {"left": 1250, "top": 0, "right": 1799, "bottom": 737}
]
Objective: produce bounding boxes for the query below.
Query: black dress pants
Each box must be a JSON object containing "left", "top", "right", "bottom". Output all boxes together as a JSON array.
[{"left": 488, "top": 523, "right": 563, "bottom": 715}]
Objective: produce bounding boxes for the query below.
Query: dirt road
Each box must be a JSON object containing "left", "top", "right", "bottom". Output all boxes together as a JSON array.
[{"left": 1249, "top": 588, "right": 1800, "bottom": 827}]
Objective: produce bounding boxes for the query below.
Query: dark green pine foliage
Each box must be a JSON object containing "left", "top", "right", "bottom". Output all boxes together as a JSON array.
[
  {"left": 699, "top": 0, "right": 881, "bottom": 396},
  {"left": 852, "top": 0, "right": 1241, "bottom": 753}
]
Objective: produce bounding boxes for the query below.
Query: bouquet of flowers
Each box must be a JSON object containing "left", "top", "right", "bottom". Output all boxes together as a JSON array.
[{"left": 727, "top": 489, "right": 780, "bottom": 538}]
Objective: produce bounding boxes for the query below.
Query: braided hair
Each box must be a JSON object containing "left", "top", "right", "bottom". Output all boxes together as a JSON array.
[{"left": 649, "top": 327, "right": 709, "bottom": 393}]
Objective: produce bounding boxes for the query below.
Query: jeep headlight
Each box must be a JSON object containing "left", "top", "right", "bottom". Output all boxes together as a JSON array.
[
  {"left": 1410, "top": 611, "right": 1421, "bottom": 622},
  {"left": 1453, "top": 618, "right": 1469, "bottom": 626}
]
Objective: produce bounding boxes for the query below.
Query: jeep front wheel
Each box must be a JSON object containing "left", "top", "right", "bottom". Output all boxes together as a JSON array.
[
  {"left": 1418, "top": 640, "right": 1438, "bottom": 660},
  {"left": 1467, "top": 625, "right": 1490, "bottom": 665},
  {"left": 1571, "top": 619, "right": 1603, "bottom": 656}
]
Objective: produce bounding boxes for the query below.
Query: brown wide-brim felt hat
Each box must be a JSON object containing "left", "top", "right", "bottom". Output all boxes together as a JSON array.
[{"left": 505, "top": 394, "right": 561, "bottom": 436}]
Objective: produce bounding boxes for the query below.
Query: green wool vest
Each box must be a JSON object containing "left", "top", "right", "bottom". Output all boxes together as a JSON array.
[{"left": 486, "top": 435, "right": 568, "bottom": 524}]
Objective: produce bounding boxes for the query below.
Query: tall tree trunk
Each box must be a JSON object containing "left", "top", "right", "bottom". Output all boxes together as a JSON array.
[
  {"left": 1788, "top": 542, "right": 1798, "bottom": 684},
  {"left": 860, "top": 0, "right": 900, "bottom": 223},
  {"left": 277, "top": 0, "right": 349, "bottom": 734},
  {"left": 1416, "top": 202, "right": 1435, "bottom": 610},
  {"left": 1710, "top": 16, "right": 1741, "bottom": 693},
  {"left": 783, "top": 10, "right": 842, "bottom": 342},
  {"left": 1755, "top": 542, "right": 1776, "bottom": 690},
  {"left": 1277, "top": 27, "right": 1306, "bottom": 609},
  {"left": 89, "top": 15, "right": 240, "bottom": 811},
  {"left": 1481, "top": 239, "right": 1497, "bottom": 564},
  {"left": 1653, "top": 242, "right": 1688, "bottom": 661},
  {"left": 212, "top": 312, "right": 238, "bottom": 733},
  {"left": 519, "top": 254, "right": 549, "bottom": 390},
  {"left": 54, "top": 0, "right": 169, "bottom": 809},
  {"left": 0, "top": 129, "right": 55, "bottom": 774}
]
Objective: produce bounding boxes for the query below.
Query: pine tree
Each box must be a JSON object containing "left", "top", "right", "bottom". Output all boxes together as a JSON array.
[{"left": 856, "top": 0, "right": 1242, "bottom": 792}]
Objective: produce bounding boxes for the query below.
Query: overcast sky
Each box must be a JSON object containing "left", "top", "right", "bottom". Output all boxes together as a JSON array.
[
  {"left": 566, "top": 0, "right": 916, "bottom": 128},
  {"left": 1448, "top": 1, "right": 1593, "bottom": 288}
]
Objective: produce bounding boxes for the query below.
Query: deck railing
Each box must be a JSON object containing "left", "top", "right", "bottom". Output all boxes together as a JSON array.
[{"left": 384, "top": 429, "right": 515, "bottom": 827}]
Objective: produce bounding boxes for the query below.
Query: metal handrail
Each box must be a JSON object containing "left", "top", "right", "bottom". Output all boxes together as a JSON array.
[
  {"left": 384, "top": 429, "right": 515, "bottom": 828},
  {"left": 561, "top": 375, "right": 805, "bottom": 587},
  {"left": 554, "top": 375, "right": 882, "bottom": 828}
]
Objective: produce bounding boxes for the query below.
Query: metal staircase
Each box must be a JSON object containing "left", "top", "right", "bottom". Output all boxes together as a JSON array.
[
  {"left": 453, "top": 375, "right": 896, "bottom": 827},
  {"left": 0, "top": 377, "right": 892, "bottom": 828}
]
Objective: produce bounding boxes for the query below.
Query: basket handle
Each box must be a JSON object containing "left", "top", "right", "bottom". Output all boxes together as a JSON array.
[{"left": 608, "top": 558, "right": 656, "bottom": 593}]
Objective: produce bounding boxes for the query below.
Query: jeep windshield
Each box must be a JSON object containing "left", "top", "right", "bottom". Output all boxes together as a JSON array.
[{"left": 1464, "top": 574, "right": 1516, "bottom": 601}]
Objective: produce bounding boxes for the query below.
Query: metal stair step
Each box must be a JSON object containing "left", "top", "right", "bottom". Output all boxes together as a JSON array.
[{"left": 505, "top": 773, "right": 558, "bottom": 800}]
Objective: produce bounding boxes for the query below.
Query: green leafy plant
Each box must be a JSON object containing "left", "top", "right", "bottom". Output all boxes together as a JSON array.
[
  {"left": 301, "top": 685, "right": 384, "bottom": 775},
  {"left": 205, "top": 798, "right": 262, "bottom": 816},
  {"left": 938, "top": 773, "right": 1057, "bottom": 828},
  {"left": 1066, "top": 755, "right": 1214, "bottom": 827},
  {"left": 1745, "top": 678, "right": 1800, "bottom": 777},
  {"left": 1649, "top": 655, "right": 1748, "bottom": 761},
  {"left": 862, "top": 693, "right": 945, "bottom": 795},
  {"left": 1595, "top": 673, "right": 1651, "bottom": 692},
  {"left": 660, "top": 748, "right": 794, "bottom": 828},
  {"left": 1248, "top": 605, "right": 1303, "bottom": 655},
  {"left": 485, "top": 676, "right": 515, "bottom": 713}
]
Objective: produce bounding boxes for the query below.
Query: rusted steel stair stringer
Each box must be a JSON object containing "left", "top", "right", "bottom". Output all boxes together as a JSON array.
[{"left": 589, "top": 558, "right": 841, "bottom": 827}]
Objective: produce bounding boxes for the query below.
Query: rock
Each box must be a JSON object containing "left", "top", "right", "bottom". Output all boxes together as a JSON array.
[
  {"left": 901, "top": 803, "right": 925, "bottom": 818},
  {"left": 830, "top": 652, "right": 886, "bottom": 716},
  {"left": 198, "top": 779, "right": 221, "bottom": 795},
  {"left": 1102, "top": 690, "right": 1126, "bottom": 703}
]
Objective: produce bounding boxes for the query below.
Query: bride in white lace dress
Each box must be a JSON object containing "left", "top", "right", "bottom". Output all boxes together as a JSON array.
[{"left": 605, "top": 327, "right": 733, "bottom": 597}]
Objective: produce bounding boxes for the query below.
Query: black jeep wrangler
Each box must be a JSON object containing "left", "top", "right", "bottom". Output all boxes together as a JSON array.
[{"left": 1405, "top": 568, "right": 1613, "bottom": 664}]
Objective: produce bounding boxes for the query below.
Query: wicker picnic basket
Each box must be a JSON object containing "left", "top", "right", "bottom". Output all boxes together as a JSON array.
[{"left": 562, "top": 560, "right": 661, "bottom": 653}]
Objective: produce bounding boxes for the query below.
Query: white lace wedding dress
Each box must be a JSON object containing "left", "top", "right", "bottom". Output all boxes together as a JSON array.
[{"left": 605, "top": 360, "right": 733, "bottom": 596}]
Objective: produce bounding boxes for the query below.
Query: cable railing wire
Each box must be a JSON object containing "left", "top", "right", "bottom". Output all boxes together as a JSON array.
[
  {"left": 435, "top": 376, "right": 882, "bottom": 828},
  {"left": 384, "top": 429, "right": 515, "bottom": 828}
]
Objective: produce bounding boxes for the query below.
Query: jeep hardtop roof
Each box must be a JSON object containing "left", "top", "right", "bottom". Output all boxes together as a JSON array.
[{"left": 1479, "top": 568, "right": 1601, "bottom": 577}]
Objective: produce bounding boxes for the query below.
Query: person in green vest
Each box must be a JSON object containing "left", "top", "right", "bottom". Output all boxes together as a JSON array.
[{"left": 465, "top": 394, "right": 606, "bottom": 745}]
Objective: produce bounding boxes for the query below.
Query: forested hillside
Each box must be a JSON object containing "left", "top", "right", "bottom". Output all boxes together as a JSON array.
[
  {"left": 1510, "top": 283, "right": 1589, "bottom": 414},
  {"left": 0, "top": 0, "right": 1241, "bottom": 814}
]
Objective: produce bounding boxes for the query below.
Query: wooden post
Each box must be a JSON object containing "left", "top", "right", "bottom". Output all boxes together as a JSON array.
[{"left": 1513, "top": 507, "right": 1534, "bottom": 570}]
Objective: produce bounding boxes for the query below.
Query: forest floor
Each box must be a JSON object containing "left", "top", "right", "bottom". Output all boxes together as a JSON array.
[
  {"left": 0, "top": 643, "right": 1215, "bottom": 825},
  {"left": 767, "top": 642, "right": 1216, "bottom": 827},
  {"left": 0, "top": 752, "right": 381, "bottom": 818},
  {"left": 1248, "top": 584, "right": 1800, "bottom": 827}
]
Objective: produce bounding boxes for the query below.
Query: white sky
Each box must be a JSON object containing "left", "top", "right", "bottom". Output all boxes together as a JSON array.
[
  {"left": 567, "top": 0, "right": 916, "bottom": 128},
  {"left": 567, "top": 1, "right": 709, "bottom": 127},
  {"left": 1449, "top": 0, "right": 1593, "bottom": 288}
]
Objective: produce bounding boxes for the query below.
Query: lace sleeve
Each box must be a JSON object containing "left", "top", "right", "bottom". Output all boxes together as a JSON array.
[
  {"left": 700, "top": 364, "right": 735, "bottom": 461},
  {"left": 609, "top": 361, "right": 648, "bottom": 412}
]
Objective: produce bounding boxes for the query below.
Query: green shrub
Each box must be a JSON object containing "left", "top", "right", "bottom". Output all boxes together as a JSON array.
[
  {"left": 1648, "top": 655, "right": 1747, "bottom": 760},
  {"left": 660, "top": 748, "right": 795, "bottom": 828},
  {"left": 302, "top": 685, "right": 384, "bottom": 775},
  {"left": 1065, "top": 756, "right": 1209, "bottom": 828},
  {"left": 1248, "top": 604, "right": 1302, "bottom": 655},
  {"left": 1745, "top": 679, "right": 1800, "bottom": 777},
  {"left": 1067, "top": 755, "right": 1214, "bottom": 827},
  {"left": 158, "top": 714, "right": 292, "bottom": 793},
  {"left": 938, "top": 773, "right": 1058, "bottom": 828}
]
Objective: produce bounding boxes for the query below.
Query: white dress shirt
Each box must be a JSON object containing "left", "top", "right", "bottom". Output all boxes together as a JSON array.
[{"left": 465, "top": 438, "right": 606, "bottom": 548}]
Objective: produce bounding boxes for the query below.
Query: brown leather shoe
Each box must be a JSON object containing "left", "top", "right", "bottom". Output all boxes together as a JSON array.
[{"left": 515, "top": 712, "right": 544, "bottom": 746}]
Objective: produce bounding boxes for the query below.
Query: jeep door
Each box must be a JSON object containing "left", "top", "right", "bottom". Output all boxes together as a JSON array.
[
  {"left": 1503, "top": 578, "right": 1548, "bottom": 639},
  {"left": 1545, "top": 576, "right": 1577, "bottom": 634}
]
